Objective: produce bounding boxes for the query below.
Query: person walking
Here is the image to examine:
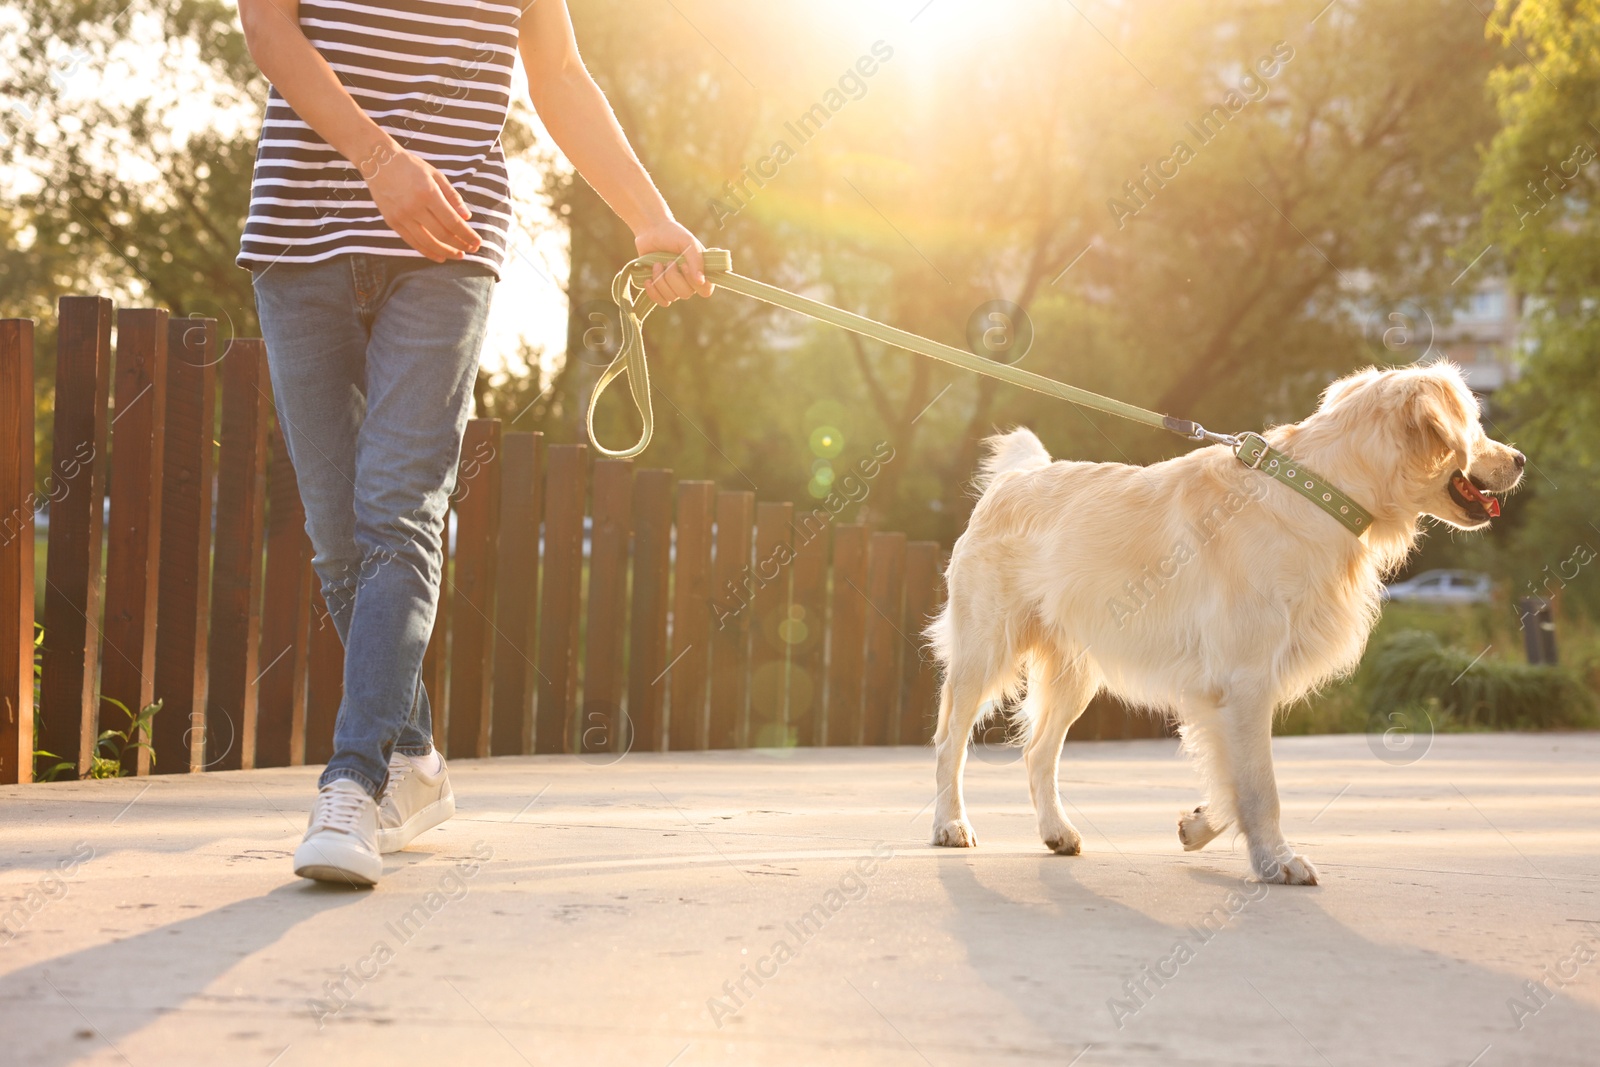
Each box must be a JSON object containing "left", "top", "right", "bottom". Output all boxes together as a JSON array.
[{"left": 236, "top": 0, "right": 710, "bottom": 885}]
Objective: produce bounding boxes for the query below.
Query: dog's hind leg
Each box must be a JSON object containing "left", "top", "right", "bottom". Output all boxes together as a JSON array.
[
  {"left": 1023, "top": 651, "right": 1096, "bottom": 855},
  {"left": 931, "top": 660, "right": 995, "bottom": 848}
]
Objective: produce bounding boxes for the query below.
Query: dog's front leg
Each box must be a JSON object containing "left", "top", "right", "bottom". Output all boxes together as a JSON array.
[
  {"left": 1224, "top": 696, "right": 1318, "bottom": 885},
  {"left": 1177, "top": 804, "right": 1230, "bottom": 851}
]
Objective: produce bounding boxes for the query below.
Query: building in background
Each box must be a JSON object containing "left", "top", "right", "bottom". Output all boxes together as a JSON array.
[{"left": 1433, "top": 275, "right": 1523, "bottom": 400}]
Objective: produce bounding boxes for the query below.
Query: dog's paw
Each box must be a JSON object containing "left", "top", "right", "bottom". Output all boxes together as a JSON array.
[
  {"left": 1177, "top": 805, "right": 1227, "bottom": 852},
  {"left": 932, "top": 818, "right": 978, "bottom": 848},
  {"left": 1253, "top": 853, "right": 1319, "bottom": 886},
  {"left": 1039, "top": 812, "right": 1082, "bottom": 855},
  {"left": 1042, "top": 830, "right": 1082, "bottom": 856},
  {"left": 1281, "top": 855, "right": 1319, "bottom": 885}
]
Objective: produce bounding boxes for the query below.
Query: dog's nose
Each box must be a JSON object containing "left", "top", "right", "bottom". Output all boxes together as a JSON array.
[{"left": 1512, "top": 450, "right": 1526, "bottom": 471}]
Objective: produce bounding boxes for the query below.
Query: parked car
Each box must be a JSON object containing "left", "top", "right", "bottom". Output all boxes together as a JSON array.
[{"left": 1382, "top": 569, "right": 1492, "bottom": 605}]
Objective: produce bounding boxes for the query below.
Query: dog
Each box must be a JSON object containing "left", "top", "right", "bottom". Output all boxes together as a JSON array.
[{"left": 927, "top": 361, "right": 1525, "bottom": 883}]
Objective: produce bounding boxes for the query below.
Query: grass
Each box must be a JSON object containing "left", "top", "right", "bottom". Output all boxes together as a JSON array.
[
  {"left": 1281, "top": 601, "right": 1600, "bottom": 735},
  {"left": 1367, "top": 630, "right": 1595, "bottom": 730}
]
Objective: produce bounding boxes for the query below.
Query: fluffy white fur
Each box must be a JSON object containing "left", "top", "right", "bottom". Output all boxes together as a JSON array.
[{"left": 928, "top": 362, "right": 1525, "bottom": 883}]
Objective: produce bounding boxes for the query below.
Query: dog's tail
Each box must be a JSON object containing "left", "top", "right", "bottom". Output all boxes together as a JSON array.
[{"left": 973, "top": 428, "right": 1052, "bottom": 495}]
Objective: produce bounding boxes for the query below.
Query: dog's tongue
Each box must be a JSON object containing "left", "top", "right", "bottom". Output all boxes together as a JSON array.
[{"left": 1453, "top": 473, "right": 1501, "bottom": 518}]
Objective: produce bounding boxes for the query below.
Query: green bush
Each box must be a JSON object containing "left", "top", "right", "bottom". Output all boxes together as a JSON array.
[{"left": 1367, "top": 630, "right": 1598, "bottom": 731}]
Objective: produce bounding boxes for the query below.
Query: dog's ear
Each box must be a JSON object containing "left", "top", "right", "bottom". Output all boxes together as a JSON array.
[{"left": 1405, "top": 371, "right": 1475, "bottom": 473}]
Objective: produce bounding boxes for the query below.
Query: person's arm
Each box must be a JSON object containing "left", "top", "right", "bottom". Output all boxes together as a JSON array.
[
  {"left": 237, "top": 0, "right": 480, "bottom": 263},
  {"left": 519, "top": 0, "right": 712, "bottom": 307}
]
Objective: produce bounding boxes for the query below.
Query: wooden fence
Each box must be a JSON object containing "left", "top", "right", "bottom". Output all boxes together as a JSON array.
[{"left": 0, "top": 299, "right": 1163, "bottom": 784}]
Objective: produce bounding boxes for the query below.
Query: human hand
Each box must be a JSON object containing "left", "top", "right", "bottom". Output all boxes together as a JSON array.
[
  {"left": 633, "top": 218, "right": 714, "bottom": 306},
  {"left": 360, "top": 144, "right": 482, "bottom": 263}
]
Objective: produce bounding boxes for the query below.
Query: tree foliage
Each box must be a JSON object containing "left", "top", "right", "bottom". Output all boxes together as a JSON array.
[
  {"left": 1479, "top": 0, "right": 1600, "bottom": 618},
  {"left": 562, "top": 0, "right": 1502, "bottom": 538},
  {"left": 2, "top": 0, "right": 1516, "bottom": 543}
]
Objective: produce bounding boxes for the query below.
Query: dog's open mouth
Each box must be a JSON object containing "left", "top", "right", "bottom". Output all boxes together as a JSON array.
[{"left": 1448, "top": 470, "right": 1501, "bottom": 523}]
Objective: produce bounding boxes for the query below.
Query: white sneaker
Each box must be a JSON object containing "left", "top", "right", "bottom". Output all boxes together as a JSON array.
[
  {"left": 376, "top": 749, "right": 456, "bottom": 853},
  {"left": 294, "top": 779, "right": 383, "bottom": 886}
]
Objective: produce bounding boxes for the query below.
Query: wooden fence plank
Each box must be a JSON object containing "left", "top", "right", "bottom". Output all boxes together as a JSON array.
[
  {"left": 206, "top": 340, "right": 269, "bottom": 771},
  {"left": 535, "top": 443, "right": 586, "bottom": 753},
  {"left": 1070, "top": 695, "right": 1162, "bottom": 741},
  {"left": 626, "top": 468, "right": 673, "bottom": 754},
  {"left": 708, "top": 490, "right": 752, "bottom": 749},
  {"left": 824, "top": 524, "right": 869, "bottom": 746},
  {"left": 152, "top": 317, "right": 216, "bottom": 775},
  {"left": 445, "top": 418, "right": 501, "bottom": 760},
  {"left": 255, "top": 420, "right": 312, "bottom": 768},
  {"left": 491, "top": 431, "right": 542, "bottom": 756},
  {"left": 579, "top": 459, "right": 632, "bottom": 758},
  {"left": 0, "top": 320, "right": 35, "bottom": 784},
  {"left": 38, "top": 295, "right": 113, "bottom": 776},
  {"left": 863, "top": 532, "right": 907, "bottom": 746},
  {"left": 304, "top": 588, "right": 342, "bottom": 765},
  {"left": 749, "top": 502, "right": 793, "bottom": 749},
  {"left": 899, "top": 541, "right": 944, "bottom": 745},
  {"left": 287, "top": 575, "right": 315, "bottom": 764},
  {"left": 668, "top": 481, "right": 715, "bottom": 751},
  {"left": 786, "top": 515, "right": 829, "bottom": 747},
  {"left": 99, "top": 308, "right": 168, "bottom": 775},
  {"left": 1082, "top": 698, "right": 1114, "bottom": 741},
  {"left": 421, "top": 487, "right": 451, "bottom": 740}
]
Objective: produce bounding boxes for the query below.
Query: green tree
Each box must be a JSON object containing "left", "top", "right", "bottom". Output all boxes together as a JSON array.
[
  {"left": 546, "top": 1, "right": 1501, "bottom": 540},
  {"left": 3, "top": 0, "right": 1510, "bottom": 545},
  {"left": 1, "top": 0, "right": 261, "bottom": 490},
  {"left": 1479, "top": 0, "right": 1600, "bottom": 618}
]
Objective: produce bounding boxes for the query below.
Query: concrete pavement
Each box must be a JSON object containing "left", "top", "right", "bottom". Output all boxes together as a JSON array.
[{"left": 2, "top": 733, "right": 1598, "bottom": 1066}]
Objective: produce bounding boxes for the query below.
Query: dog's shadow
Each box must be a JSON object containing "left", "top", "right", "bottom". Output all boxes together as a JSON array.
[{"left": 928, "top": 848, "right": 1599, "bottom": 1063}]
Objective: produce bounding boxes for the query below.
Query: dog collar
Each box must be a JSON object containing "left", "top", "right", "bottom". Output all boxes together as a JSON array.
[{"left": 1233, "top": 432, "right": 1372, "bottom": 537}]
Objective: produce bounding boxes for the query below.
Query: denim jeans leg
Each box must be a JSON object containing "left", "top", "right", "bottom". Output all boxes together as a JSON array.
[
  {"left": 250, "top": 257, "right": 369, "bottom": 755},
  {"left": 252, "top": 256, "right": 492, "bottom": 798},
  {"left": 251, "top": 262, "right": 365, "bottom": 589},
  {"left": 332, "top": 258, "right": 493, "bottom": 795}
]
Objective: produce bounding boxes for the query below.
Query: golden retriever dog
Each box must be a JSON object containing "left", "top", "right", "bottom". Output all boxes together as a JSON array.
[{"left": 927, "top": 362, "right": 1525, "bottom": 883}]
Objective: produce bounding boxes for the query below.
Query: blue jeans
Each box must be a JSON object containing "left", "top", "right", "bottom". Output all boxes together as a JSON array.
[{"left": 251, "top": 255, "right": 495, "bottom": 798}]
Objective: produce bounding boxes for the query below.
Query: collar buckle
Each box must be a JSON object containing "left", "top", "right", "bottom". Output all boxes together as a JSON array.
[{"left": 1235, "top": 431, "right": 1270, "bottom": 470}]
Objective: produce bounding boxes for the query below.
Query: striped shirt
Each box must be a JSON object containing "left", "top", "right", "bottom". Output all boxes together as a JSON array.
[{"left": 236, "top": 0, "right": 521, "bottom": 277}]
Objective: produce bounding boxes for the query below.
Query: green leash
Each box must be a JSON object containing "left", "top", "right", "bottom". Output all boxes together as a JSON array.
[{"left": 592, "top": 249, "right": 1371, "bottom": 537}]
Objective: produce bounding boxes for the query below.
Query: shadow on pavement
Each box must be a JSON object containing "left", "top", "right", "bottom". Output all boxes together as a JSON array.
[
  {"left": 0, "top": 879, "right": 370, "bottom": 1067},
  {"left": 928, "top": 849, "right": 1600, "bottom": 1065}
]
